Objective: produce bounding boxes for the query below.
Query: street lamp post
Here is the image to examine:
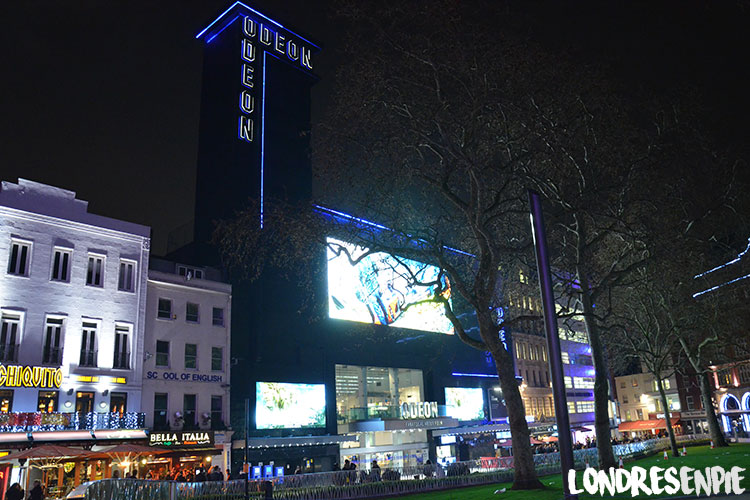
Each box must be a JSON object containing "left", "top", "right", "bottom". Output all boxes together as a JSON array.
[{"left": 528, "top": 190, "right": 578, "bottom": 500}]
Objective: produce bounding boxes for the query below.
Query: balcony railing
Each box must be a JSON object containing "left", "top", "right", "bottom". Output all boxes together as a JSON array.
[
  {"left": 42, "top": 346, "right": 62, "bottom": 365},
  {"left": 79, "top": 349, "right": 97, "bottom": 367},
  {"left": 0, "top": 344, "right": 19, "bottom": 363},
  {"left": 0, "top": 411, "right": 145, "bottom": 432},
  {"left": 113, "top": 350, "right": 130, "bottom": 369}
]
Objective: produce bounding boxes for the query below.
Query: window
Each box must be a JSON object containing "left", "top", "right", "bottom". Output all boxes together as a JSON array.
[
  {"left": 183, "top": 394, "right": 197, "bottom": 428},
  {"left": 186, "top": 303, "right": 200, "bottom": 323},
  {"left": 620, "top": 380, "right": 626, "bottom": 389},
  {"left": 157, "top": 298, "right": 172, "bottom": 319},
  {"left": 686, "top": 395, "right": 694, "bottom": 410},
  {"left": 211, "top": 347, "right": 223, "bottom": 371},
  {"left": 154, "top": 393, "right": 168, "bottom": 429},
  {"left": 185, "top": 343, "right": 197, "bottom": 369},
  {"left": 111, "top": 392, "right": 127, "bottom": 415},
  {"left": 212, "top": 307, "right": 225, "bottom": 326},
  {"left": 86, "top": 254, "right": 104, "bottom": 286},
  {"left": 0, "top": 313, "right": 21, "bottom": 363},
  {"left": 561, "top": 352, "right": 570, "bottom": 364},
  {"left": 564, "top": 376, "right": 573, "bottom": 389},
  {"left": 636, "top": 408, "right": 643, "bottom": 420},
  {"left": 177, "top": 265, "right": 204, "bottom": 280},
  {"left": 118, "top": 260, "right": 136, "bottom": 291},
  {"left": 80, "top": 322, "right": 97, "bottom": 367},
  {"left": 43, "top": 317, "right": 63, "bottom": 365},
  {"left": 50, "top": 248, "right": 71, "bottom": 282},
  {"left": 7, "top": 240, "right": 31, "bottom": 276},
  {"left": 75, "top": 391, "right": 95, "bottom": 413},
  {"left": 532, "top": 371, "right": 538, "bottom": 387},
  {"left": 632, "top": 378, "right": 638, "bottom": 387},
  {"left": 622, "top": 395, "right": 629, "bottom": 404},
  {"left": 37, "top": 391, "right": 58, "bottom": 413},
  {"left": 542, "top": 346, "right": 547, "bottom": 362},
  {"left": 113, "top": 324, "right": 130, "bottom": 369},
  {"left": 567, "top": 401, "right": 576, "bottom": 414},
  {"left": 156, "top": 340, "right": 169, "bottom": 367},
  {"left": 625, "top": 409, "right": 631, "bottom": 421},
  {"left": 574, "top": 377, "right": 595, "bottom": 389},
  {"left": 0, "top": 390, "right": 13, "bottom": 412},
  {"left": 576, "top": 401, "right": 595, "bottom": 413},
  {"left": 211, "top": 395, "right": 223, "bottom": 428}
]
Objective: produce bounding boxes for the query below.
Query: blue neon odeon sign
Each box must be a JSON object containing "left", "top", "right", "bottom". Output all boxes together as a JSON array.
[
  {"left": 195, "top": 2, "right": 318, "bottom": 143},
  {"left": 237, "top": 16, "right": 314, "bottom": 143}
]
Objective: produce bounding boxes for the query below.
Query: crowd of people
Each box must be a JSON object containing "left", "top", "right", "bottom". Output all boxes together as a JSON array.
[
  {"left": 4, "top": 480, "right": 43, "bottom": 500},
  {"left": 111, "top": 465, "right": 229, "bottom": 482}
]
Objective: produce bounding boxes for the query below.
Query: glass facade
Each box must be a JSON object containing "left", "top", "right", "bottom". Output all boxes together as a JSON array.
[
  {"left": 336, "top": 364, "right": 429, "bottom": 469},
  {"left": 335, "top": 364, "right": 424, "bottom": 423}
]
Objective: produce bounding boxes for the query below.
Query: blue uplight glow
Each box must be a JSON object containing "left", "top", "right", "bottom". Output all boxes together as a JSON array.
[
  {"left": 451, "top": 372, "right": 498, "bottom": 378},
  {"left": 196, "top": 1, "right": 321, "bottom": 49}
]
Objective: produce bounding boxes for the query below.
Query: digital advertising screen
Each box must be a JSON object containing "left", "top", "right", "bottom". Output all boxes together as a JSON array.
[
  {"left": 326, "top": 237, "right": 454, "bottom": 334},
  {"left": 445, "top": 387, "right": 485, "bottom": 421},
  {"left": 255, "top": 382, "right": 326, "bottom": 429}
]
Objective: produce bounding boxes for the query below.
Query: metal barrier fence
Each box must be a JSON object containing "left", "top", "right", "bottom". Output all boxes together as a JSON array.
[{"left": 83, "top": 437, "right": 709, "bottom": 500}]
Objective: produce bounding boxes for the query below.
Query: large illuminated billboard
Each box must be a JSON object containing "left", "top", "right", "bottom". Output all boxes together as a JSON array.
[
  {"left": 326, "top": 237, "right": 454, "bottom": 334},
  {"left": 256, "top": 382, "right": 326, "bottom": 429},
  {"left": 445, "top": 387, "right": 485, "bottom": 421}
]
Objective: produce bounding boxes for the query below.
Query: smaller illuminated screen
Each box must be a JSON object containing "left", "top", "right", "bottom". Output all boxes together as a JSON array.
[
  {"left": 445, "top": 387, "right": 485, "bottom": 421},
  {"left": 256, "top": 382, "right": 326, "bottom": 429}
]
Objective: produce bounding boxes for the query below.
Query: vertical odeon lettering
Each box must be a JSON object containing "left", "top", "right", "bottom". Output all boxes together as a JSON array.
[{"left": 236, "top": 15, "right": 314, "bottom": 143}]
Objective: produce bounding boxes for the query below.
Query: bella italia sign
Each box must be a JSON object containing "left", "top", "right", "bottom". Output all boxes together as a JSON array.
[
  {"left": 401, "top": 401, "right": 439, "bottom": 420},
  {"left": 149, "top": 431, "right": 214, "bottom": 448},
  {"left": 0, "top": 365, "right": 62, "bottom": 389}
]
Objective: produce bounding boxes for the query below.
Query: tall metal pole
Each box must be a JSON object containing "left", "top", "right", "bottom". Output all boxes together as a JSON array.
[
  {"left": 528, "top": 190, "right": 578, "bottom": 500},
  {"left": 245, "top": 397, "right": 250, "bottom": 500}
]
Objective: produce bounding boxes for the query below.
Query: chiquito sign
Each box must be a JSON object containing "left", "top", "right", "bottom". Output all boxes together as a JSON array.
[{"left": 568, "top": 466, "right": 746, "bottom": 496}]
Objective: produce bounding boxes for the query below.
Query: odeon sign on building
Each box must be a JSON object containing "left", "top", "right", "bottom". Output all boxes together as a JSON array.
[
  {"left": 0, "top": 365, "right": 62, "bottom": 389},
  {"left": 400, "top": 401, "right": 439, "bottom": 420}
]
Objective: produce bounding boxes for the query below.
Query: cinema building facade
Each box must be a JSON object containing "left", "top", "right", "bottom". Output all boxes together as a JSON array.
[{"left": 186, "top": 3, "right": 598, "bottom": 475}]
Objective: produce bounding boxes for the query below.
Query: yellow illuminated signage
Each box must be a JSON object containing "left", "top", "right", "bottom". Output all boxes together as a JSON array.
[{"left": 0, "top": 365, "right": 62, "bottom": 388}]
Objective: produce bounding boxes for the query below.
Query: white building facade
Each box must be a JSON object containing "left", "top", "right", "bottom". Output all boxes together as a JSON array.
[
  {"left": 142, "top": 258, "right": 232, "bottom": 470},
  {"left": 0, "top": 179, "right": 149, "bottom": 440}
]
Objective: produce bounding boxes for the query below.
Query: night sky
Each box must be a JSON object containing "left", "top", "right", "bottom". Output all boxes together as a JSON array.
[{"left": 1, "top": 1, "right": 748, "bottom": 254}]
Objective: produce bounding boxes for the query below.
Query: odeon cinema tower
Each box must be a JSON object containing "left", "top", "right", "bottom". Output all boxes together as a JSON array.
[{"left": 193, "top": 2, "right": 320, "bottom": 250}]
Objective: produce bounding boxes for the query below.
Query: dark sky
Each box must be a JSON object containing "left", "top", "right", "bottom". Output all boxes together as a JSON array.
[{"left": 1, "top": 1, "right": 748, "bottom": 254}]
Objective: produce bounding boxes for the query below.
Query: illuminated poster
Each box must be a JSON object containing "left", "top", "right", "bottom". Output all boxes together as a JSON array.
[
  {"left": 326, "top": 237, "right": 454, "bottom": 334},
  {"left": 445, "top": 387, "right": 485, "bottom": 421},
  {"left": 256, "top": 382, "right": 326, "bottom": 429}
]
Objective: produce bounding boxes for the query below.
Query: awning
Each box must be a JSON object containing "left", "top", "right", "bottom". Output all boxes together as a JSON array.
[{"left": 618, "top": 418, "right": 679, "bottom": 432}]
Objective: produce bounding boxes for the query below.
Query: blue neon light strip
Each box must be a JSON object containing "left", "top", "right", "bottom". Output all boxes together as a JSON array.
[
  {"left": 693, "top": 272, "right": 750, "bottom": 298},
  {"left": 206, "top": 15, "right": 240, "bottom": 44},
  {"left": 694, "top": 237, "right": 750, "bottom": 279},
  {"left": 451, "top": 372, "right": 498, "bottom": 378},
  {"left": 314, "top": 205, "right": 476, "bottom": 258},
  {"left": 260, "top": 51, "right": 267, "bottom": 229},
  {"left": 196, "top": 1, "right": 321, "bottom": 49},
  {"left": 314, "top": 205, "right": 389, "bottom": 231}
]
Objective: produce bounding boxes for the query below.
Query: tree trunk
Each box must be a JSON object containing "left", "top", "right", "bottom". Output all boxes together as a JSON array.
[
  {"left": 656, "top": 376, "right": 679, "bottom": 457},
  {"left": 698, "top": 371, "right": 728, "bottom": 447},
  {"left": 678, "top": 336, "right": 728, "bottom": 447},
  {"left": 577, "top": 271, "right": 617, "bottom": 469},
  {"left": 491, "top": 344, "right": 543, "bottom": 489}
]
